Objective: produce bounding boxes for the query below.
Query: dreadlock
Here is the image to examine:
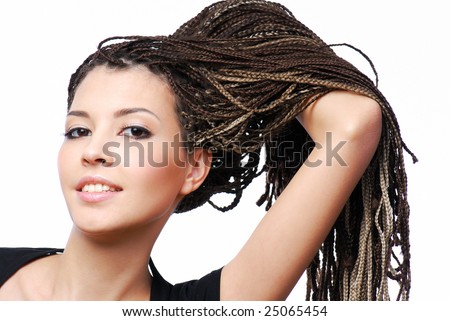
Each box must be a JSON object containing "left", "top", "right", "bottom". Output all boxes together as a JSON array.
[{"left": 67, "top": 0, "right": 417, "bottom": 301}]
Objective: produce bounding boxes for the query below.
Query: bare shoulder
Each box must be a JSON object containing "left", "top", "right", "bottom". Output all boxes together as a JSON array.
[
  {"left": 0, "top": 271, "right": 24, "bottom": 299},
  {"left": 0, "top": 255, "right": 58, "bottom": 300}
]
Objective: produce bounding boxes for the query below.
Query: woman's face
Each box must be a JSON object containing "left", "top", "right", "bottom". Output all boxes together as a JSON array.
[{"left": 58, "top": 65, "right": 193, "bottom": 237}]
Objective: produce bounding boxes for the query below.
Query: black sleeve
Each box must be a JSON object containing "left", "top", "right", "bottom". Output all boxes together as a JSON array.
[
  {"left": 0, "top": 247, "right": 62, "bottom": 287},
  {"left": 150, "top": 259, "right": 222, "bottom": 301}
]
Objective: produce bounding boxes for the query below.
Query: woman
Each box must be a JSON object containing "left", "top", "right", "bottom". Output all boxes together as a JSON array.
[{"left": 0, "top": 0, "right": 415, "bottom": 300}]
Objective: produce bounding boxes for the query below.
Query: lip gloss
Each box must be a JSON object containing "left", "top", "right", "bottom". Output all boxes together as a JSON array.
[{"left": 76, "top": 191, "right": 119, "bottom": 203}]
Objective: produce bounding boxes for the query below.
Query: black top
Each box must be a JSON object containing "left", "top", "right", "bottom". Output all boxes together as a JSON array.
[{"left": 0, "top": 247, "right": 221, "bottom": 300}]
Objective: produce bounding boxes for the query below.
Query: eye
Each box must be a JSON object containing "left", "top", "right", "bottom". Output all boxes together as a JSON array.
[
  {"left": 64, "top": 127, "right": 91, "bottom": 139},
  {"left": 121, "top": 126, "right": 152, "bottom": 140}
]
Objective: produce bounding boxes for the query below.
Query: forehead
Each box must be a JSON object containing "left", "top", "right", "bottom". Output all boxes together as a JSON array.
[{"left": 70, "top": 65, "right": 177, "bottom": 118}]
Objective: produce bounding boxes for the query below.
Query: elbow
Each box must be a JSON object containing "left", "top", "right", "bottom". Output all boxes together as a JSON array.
[
  {"left": 343, "top": 98, "right": 382, "bottom": 149},
  {"left": 299, "top": 91, "right": 383, "bottom": 151}
]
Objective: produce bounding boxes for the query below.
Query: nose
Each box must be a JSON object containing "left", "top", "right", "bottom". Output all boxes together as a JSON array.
[{"left": 81, "top": 135, "right": 116, "bottom": 167}]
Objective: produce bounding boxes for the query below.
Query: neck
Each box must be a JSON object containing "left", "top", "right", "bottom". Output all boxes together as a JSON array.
[{"left": 50, "top": 222, "right": 164, "bottom": 300}]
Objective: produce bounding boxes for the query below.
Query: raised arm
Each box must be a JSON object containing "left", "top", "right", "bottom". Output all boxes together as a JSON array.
[{"left": 220, "top": 90, "right": 382, "bottom": 300}]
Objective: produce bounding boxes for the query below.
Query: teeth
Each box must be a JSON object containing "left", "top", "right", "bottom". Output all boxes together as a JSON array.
[{"left": 81, "top": 184, "right": 119, "bottom": 192}]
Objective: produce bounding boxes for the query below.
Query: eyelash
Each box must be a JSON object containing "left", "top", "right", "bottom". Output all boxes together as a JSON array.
[
  {"left": 119, "top": 125, "right": 152, "bottom": 140},
  {"left": 64, "top": 127, "right": 91, "bottom": 139},
  {"left": 64, "top": 125, "right": 152, "bottom": 140}
]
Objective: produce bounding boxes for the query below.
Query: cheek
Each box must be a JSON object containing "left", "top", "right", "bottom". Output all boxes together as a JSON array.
[
  {"left": 125, "top": 140, "right": 188, "bottom": 198},
  {"left": 125, "top": 161, "right": 186, "bottom": 218},
  {"left": 122, "top": 139, "right": 187, "bottom": 171},
  {"left": 57, "top": 144, "right": 74, "bottom": 184}
]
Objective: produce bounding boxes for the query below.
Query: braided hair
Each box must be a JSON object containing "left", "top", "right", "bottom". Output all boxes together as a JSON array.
[{"left": 67, "top": 0, "right": 417, "bottom": 300}]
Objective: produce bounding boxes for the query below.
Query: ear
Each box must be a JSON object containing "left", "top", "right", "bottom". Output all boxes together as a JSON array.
[{"left": 179, "top": 148, "right": 211, "bottom": 196}]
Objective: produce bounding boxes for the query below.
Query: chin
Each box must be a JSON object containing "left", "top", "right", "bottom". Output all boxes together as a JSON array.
[
  {"left": 69, "top": 211, "right": 164, "bottom": 244},
  {"left": 72, "top": 220, "right": 122, "bottom": 240},
  {"left": 69, "top": 210, "right": 127, "bottom": 238}
]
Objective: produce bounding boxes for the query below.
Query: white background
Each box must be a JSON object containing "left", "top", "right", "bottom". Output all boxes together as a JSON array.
[{"left": 0, "top": 0, "right": 448, "bottom": 301}]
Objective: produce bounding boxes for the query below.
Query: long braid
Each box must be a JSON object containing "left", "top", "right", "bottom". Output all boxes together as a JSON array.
[{"left": 67, "top": 0, "right": 416, "bottom": 300}]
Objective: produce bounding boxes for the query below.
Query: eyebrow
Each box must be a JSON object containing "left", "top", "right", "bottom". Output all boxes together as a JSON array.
[
  {"left": 114, "top": 107, "right": 160, "bottom": 120},
  {"left": 67, "top": 110, "right": 89, "bottom": 118},
  {"left": 67, "top": 107, "right": 160, "bottom": 121}
]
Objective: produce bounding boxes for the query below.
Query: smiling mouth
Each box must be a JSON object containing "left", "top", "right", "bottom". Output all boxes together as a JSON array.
[{"left": 79, "top": 184, "right": 123, "bottom": 193}]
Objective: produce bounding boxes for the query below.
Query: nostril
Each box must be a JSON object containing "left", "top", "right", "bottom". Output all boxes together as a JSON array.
[
  {"left": 99, "top": 157, "right": 115, "bottom": 167},
  {"left": 81, "top": 143, "right": 116, "bottom": 167}
]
